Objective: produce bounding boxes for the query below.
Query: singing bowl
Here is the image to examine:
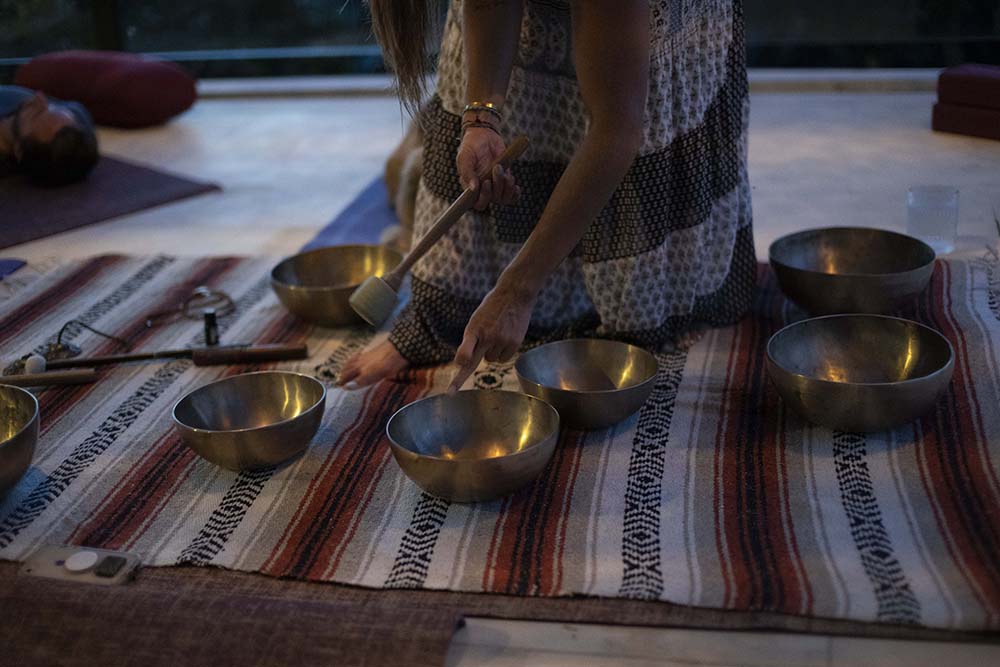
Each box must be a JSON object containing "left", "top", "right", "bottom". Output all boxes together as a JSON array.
[
  {"left": 271, "top": 245, "right": 403, "bottom": 327},
  {"left": 173, "top": 371, "right": 326, "bottom": 471},
  {"left": 769, "top": 227, "right": 936, "bottom": 315},
  {"left": 767, "top": 314, "right": 954, "bottom": 432},
  {"left": 515, "top": 339, "right": 658, "bottom": 430},
  {"left": 0, "top": 385, "right": 39, "bottom": 497},
  {"left": 386, "top": 390, "right": 560, "bottom": 502}
]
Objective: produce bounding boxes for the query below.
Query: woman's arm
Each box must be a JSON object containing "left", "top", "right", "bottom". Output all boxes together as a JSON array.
[
  {"left": 463, "top": 0, "right": 523, "bottom": 110},
  {"left": 457, "top": 0, "right": 524, "bottom": 209},
  {"left": 450, "top": 0, "right": 650, "bottom": 390},
  {"left": 500, "top": 0, "right": 650, "bottom": 296}
]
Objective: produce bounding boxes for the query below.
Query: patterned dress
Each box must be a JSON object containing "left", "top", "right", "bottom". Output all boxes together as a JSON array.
[{"left": 389, "top": 0, "right": 756, "bottom": 365}]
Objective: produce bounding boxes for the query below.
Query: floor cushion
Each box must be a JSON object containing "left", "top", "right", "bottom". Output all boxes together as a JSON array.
[{"left": 14, "top": 50, "right": 196, "bottom": 128}]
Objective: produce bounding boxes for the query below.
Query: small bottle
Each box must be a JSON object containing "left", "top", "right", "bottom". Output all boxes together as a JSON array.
[{"left": 203, "top": 309, "right": 219, "bottom": 346}]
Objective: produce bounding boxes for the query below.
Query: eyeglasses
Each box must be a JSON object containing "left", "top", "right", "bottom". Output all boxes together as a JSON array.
[{"left": 144, "top": 286, "right": 236, "bottom": 328}]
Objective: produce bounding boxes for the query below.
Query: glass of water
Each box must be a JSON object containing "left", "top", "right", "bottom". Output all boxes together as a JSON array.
[{"left": 907, "top": 186, "right": 959, "bottom": 255}]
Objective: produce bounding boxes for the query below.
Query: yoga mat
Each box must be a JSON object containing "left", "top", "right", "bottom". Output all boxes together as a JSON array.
[
  {"left": 302, "top": 177, "right": 397, "bottom": 250},
  {"left": 0, "top": 156, "right": 219, "bottom": 250},
  {"left": 0, "top": 259, "right": 24, "bottom": 280}
]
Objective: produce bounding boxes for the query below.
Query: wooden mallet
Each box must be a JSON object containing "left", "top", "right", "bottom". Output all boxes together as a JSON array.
[{"left": 349, "top": 135, "right": 530, "bottom": 328}]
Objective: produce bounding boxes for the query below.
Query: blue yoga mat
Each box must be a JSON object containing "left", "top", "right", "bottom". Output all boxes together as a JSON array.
[
  {"left": 302, "top": 177, "right": 399, "bottom": 251},
  {"left": 0, "top": 259, "right": 25, "bottom": 280}
]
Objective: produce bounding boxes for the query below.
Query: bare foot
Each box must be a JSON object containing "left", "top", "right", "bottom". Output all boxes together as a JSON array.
[{"left": 337, "top": 339, "right": 409, "bottom": 388}]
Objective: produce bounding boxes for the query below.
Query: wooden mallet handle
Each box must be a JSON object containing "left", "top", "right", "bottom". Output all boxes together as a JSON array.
[
  {"left": 382, "top": 135, "right": 530, "bottom": 290},
  {"left": 191, "top": 343, "right": 309, "bottom": 366},
  {"left": 3, "top": 368, "right": 98, "bottom": 388}
]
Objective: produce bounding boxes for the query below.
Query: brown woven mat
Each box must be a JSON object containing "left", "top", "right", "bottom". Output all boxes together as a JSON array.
[{"left": 2, "top": 562, "right": 996, "bottom": 667}]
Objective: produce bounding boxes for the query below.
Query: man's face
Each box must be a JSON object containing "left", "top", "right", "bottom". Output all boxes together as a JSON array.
[{"left": 13, "top": 92, "right": 78, "bottom": 153}]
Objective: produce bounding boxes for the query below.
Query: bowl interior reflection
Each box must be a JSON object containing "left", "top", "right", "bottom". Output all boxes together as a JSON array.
[
  {"left": 388, "top": 392, "right": 558, "bottom": 460},
  {"left": 769, "top": 316, "right": 952, "bottom": 385},
  {"left": 1, "top": 387, "right": 36, "bottom": 442},
  {"left": 771, "top": 228, "right": 935, "bottom": 275},
  {"left": 272, "top": 246, "right": 400, "bottom": 290},
  {"left": 174, "top": 373, "right": 325, "bottom": 432},
  {"left": 517, "top": 339, "right": 657, "bottom": 392}
]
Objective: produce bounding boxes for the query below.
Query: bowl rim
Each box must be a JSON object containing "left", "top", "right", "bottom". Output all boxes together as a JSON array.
[
  {"left": 270, "top": 244, "right": 403, "bottom": 293},
  {"left": 768, "top": 226, "right": 936, "bottom": 279},
  {"left": 514, "top": 338, "right": 659, "bottom": 396},
  {"left": 385, "top": 389, "right": 561, "bottom": 462},
  {"left": 0, "top": 384, "right": 40, "bottom": 449},
  {"left": 766, "top": 314, "right": 955, "bottom": 388},
  {"left": 171, "top": 370, "right": 327, "bottom": 435}
]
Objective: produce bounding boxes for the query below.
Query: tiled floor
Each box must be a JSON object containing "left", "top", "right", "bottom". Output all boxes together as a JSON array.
[
  {"left": 7, "top": 91, "right": 1000, "bottom": 264},
  {"left": 5, "top": 89, "right": 1000, "bottom": 665}
]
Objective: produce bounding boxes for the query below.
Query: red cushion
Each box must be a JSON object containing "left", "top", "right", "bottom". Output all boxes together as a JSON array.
[
  {"left": 14, "top": 50, "right": 197, "bottom": 128},
  {"left": 937, "top": 63, "right": 1000, "bottom": 111}
]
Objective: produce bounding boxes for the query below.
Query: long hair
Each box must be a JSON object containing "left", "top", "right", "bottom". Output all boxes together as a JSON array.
[{"left": 368, "top": 0, "right": 437, "bottom": 117}]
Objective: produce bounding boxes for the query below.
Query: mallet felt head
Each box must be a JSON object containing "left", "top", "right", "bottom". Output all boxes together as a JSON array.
[{"left": 349, "top": 275, "right": 399, "bottom": 327}]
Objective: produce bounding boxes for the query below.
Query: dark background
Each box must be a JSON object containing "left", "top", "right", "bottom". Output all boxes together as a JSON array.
[{"left": 1, "top": 0, "right": 998, "bottom": 79}]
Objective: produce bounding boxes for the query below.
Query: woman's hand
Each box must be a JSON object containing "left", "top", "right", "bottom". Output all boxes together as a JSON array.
[
  {"left": 449, "top": 279, "right": 536, "bottom": 392},
  {"left": 456, "top": 127, "right": 520, "bottom": 211}
]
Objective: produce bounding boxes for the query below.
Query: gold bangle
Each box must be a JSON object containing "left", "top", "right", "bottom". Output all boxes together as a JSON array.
[{"left": 463, "top": 101, "right": 503, "bottom": 122}]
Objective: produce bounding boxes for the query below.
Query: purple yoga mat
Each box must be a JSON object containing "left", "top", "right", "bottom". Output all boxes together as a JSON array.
[{"left": 0, "top": 155, "right": 219, "bottom": 250}]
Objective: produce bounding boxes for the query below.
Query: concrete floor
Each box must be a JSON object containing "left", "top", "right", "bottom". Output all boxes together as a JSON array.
[
  {"left": 5, "top": 90, "right": 1000, "bottom": 665},
  {"left": 6, "top": 91, "right": 1000, "bottom": 264}
]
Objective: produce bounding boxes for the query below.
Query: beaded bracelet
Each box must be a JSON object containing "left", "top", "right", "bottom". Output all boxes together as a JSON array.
[{"left": 461, "top": 119, "right": 502, "bottom": 138}]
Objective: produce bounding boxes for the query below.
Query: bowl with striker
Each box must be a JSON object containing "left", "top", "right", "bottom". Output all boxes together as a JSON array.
[{"left": 271, "top": 245, "right": 403, "bottom": 327}]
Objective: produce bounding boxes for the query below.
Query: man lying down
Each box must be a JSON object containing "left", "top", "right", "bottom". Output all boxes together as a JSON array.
[{"left": 0, "top": 85, "right": 98, "bottom": 186}]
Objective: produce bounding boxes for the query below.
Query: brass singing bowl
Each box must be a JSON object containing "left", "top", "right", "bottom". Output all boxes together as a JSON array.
[
  {"left": 769, "top": 227, "right": 936, "bottom": 315},
  {"left": 271, "top": 245, "right": 403, "bottom": 327},
  {"left": 515, "top": 339, "right": 658, "bottom": 430},
  {"left": 173, "top": 371, "right": 326, "bottom": 471},
  {"left": 767, "top": 315, "right": 954, "bottom": 432},
  {"left": 386, "top": 390, "right": 560, "bottom": 502},
  {"left": 0, "top": 385, "right": 39, "bottom": 497}
]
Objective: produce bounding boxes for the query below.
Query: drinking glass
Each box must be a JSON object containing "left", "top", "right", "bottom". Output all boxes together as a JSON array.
[{"left": 907, "top": 186, "right": 959, "bottom": 255}]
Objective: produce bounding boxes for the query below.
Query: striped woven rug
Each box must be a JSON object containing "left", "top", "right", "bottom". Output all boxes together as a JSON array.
[{"left": 1, "top": 254, "right": 998, "bottom": 632}]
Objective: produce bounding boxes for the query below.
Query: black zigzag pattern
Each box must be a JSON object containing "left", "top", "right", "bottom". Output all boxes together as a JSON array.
[
  {"left": 980, "top": 252, "right": 1000, "bottom": 324},
  {"left": 312, "top": 329, "right": 375, "bottom": 384},
  {"left": 0, "top": 275, "right": 273, "bottom": 550},
  {"left": 177, "top": 466, "right": 275, "bottom": 565},
  {"left": 23, "top": 255, "right": 175, "bottom": 359},
  {"left": 384, "top": 493, "right": 451, "bottom": 588},
  {"left": 832, "top": 431, "right": 922, "bottom": 624},
  {"left": 619, "top": 349, "right": 689, "bottom": 599}
]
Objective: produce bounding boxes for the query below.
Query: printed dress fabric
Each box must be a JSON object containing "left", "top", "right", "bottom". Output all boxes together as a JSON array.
[{"left": 389, "top": 0, "right": 757, "bottom": 364}]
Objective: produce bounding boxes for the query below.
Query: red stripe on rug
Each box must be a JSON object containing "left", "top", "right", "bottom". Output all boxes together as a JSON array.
[
  {"left": 483, "top": 428, "right": 587, "bottom": 596},
  {"left": 712, "top": 320, "right": 741, "bottom": 609},
  {"left": 915, "top": 262, "right": 1000, "bottom": 622},
  {"left": 716, "top": 266, "right": 811, "bottom": 614},
  {"left": 553, "top": 429, "right": 588, "bottom": 595},
  {"left": 67, "top": 430, "right": 197, "bottom": 550}
]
